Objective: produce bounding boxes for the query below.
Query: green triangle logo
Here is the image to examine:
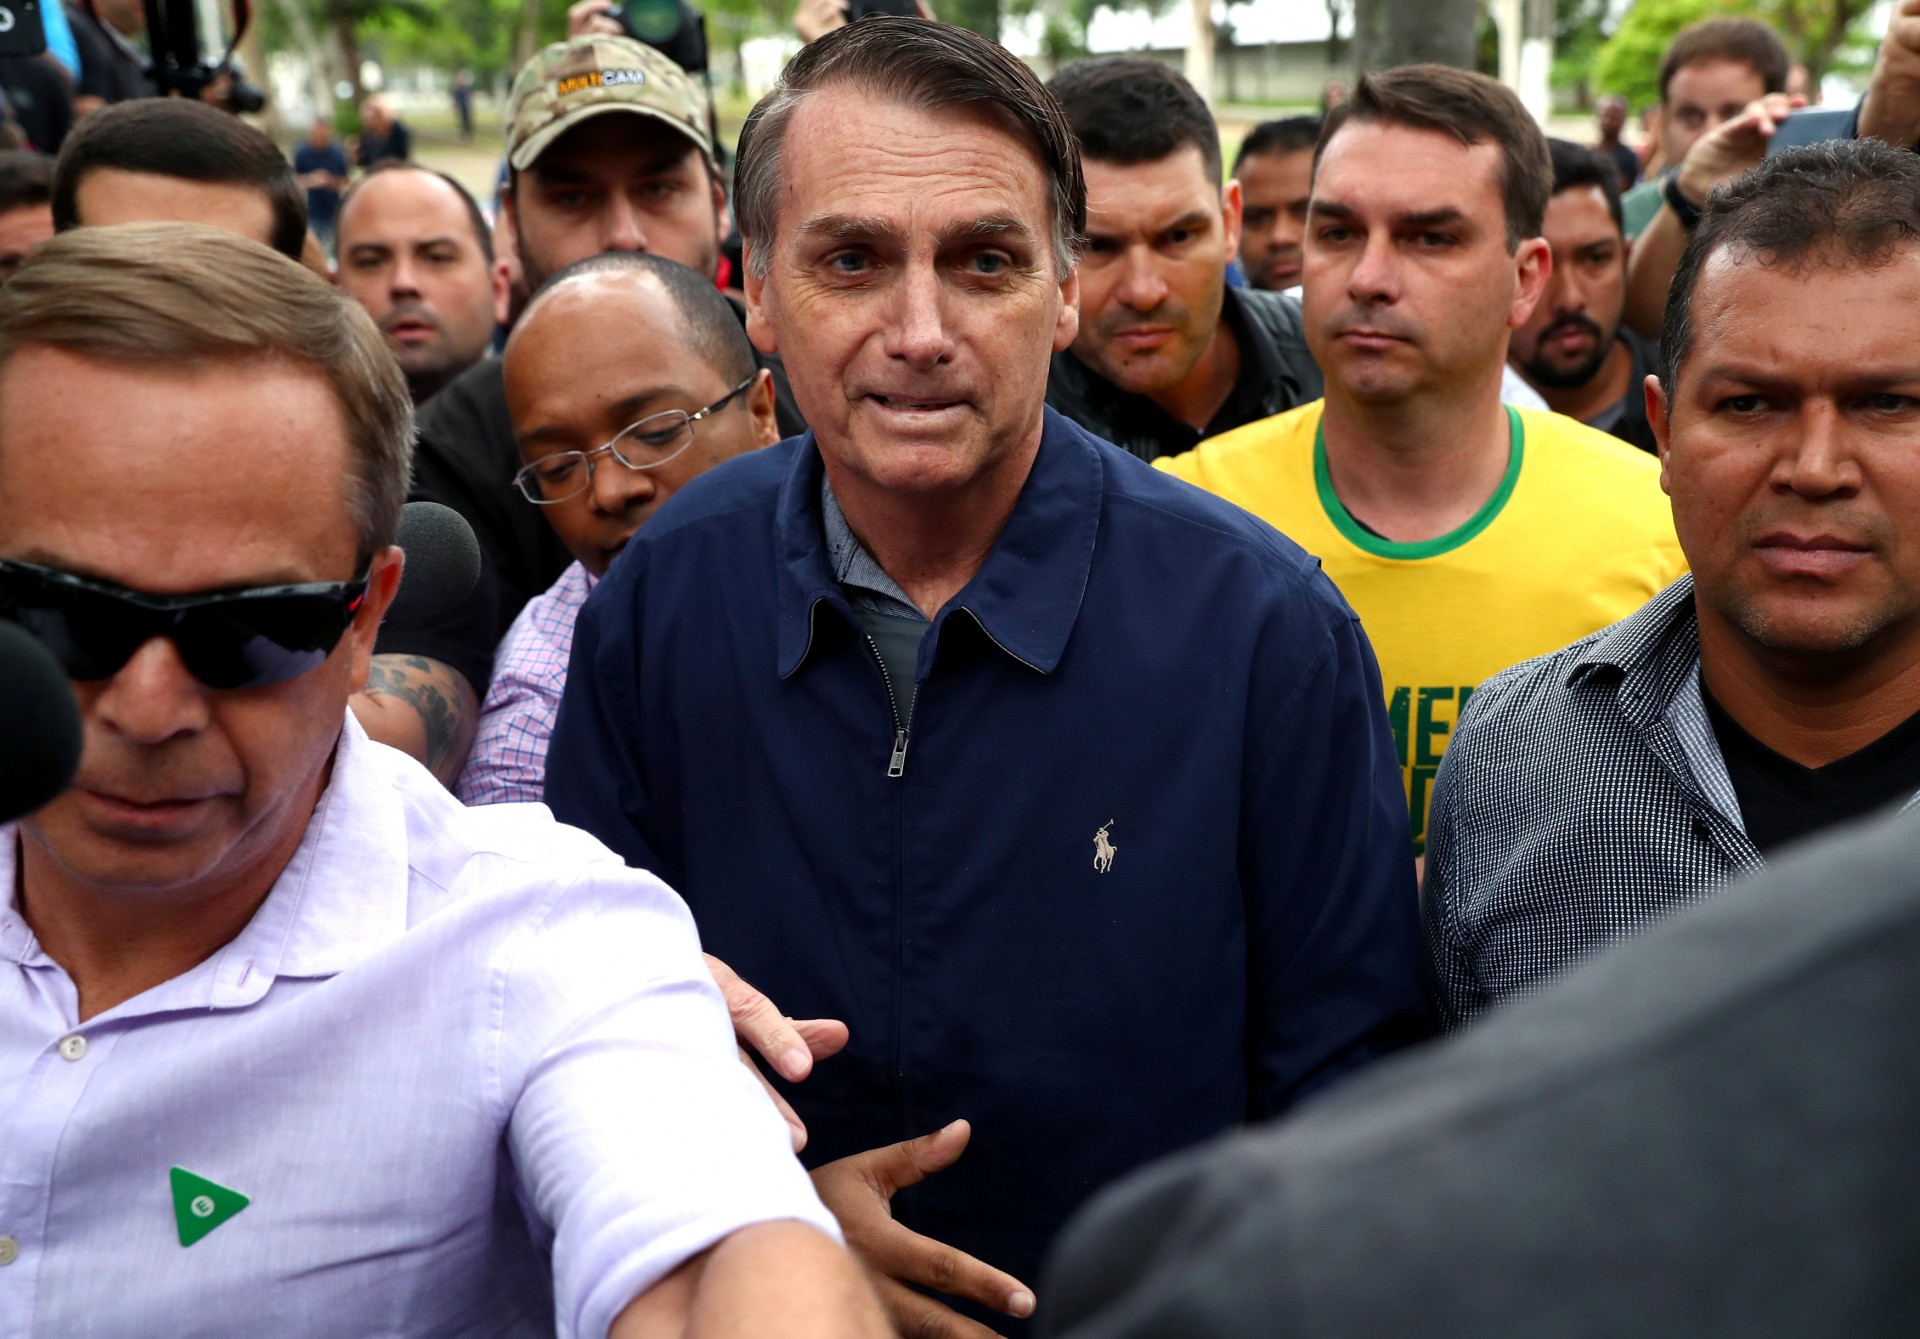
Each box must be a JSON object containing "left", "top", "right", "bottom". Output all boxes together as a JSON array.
[{"left": 169, "top": 1167, "right": 249, "bottom": 1247}]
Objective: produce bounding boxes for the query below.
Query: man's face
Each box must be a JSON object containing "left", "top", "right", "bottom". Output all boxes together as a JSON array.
[
  {"left": 1598, "top": 97, "right": 1627, "bottom": 137},
  {"left": 310, "top": 121, "right": 334, "bottom": 147},
  {"left": 338, "top": 171, "right": 499, "bottom": 402},
  {"left": 1656, "top": 246, "right": 1920, "bottom": 667},
  {"left": 1304, "top": 120, "right": 1548, "bottom": 408},
  {"left": 1664, "top": 58, "right": 1768, "bottom": 162},
  {"left": 507, "top": 115, "right": 724, "bottom": 291},
  {"left": 1511, "top": 184, "right": 1626, "bottom": 390},
  {"left": 0, "top": 203, "right": 53, "bottom": 283},
  {"left": 0, "top": 346, "right": 398, "bottom": 902},
  {"left": 1071, "top": 146, "right": 1237, "bottom": 397},
  {"left": 745, "top": 90, "right": 1077, "bottom": 500},
  {"left": 75, "top": 169, "right": 276, "bottom": 251},
  {"left": 506, "top": 273, "right": 780, "bottom": 576},
  {"left": 1235, "top": 146, "right": 1313, "bottom": 290}
]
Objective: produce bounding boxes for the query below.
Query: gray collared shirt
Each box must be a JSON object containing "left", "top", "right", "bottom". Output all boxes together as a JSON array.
[
  {"left": 1424, "top": 577, "right": 1768, "bottom": 1030},
  {"left": 820, "top": 480, "right": 928, "bottom": 728}
]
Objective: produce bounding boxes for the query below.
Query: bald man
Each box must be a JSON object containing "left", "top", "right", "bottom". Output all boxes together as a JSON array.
[{"left": 454, "top": 251, "right": 781, "bottom": 805}]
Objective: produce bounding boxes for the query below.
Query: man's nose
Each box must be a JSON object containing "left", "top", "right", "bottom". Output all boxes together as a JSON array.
[
  {"left": 91, "top": 638, "right": 211, "bottom": 747},
  {"left": 1112, "top": 246, "right": 1170, "bottom": 312},
  {"left": 590, "top": 451, "right": 656, "bottom": 515},
  {"left": 1778, "top": 401, "right": 1863, "bottom": 499},
  {"left": 389, "top": 255, "right": 422, "bottom": 299},
  {"left": 1346, "top": 233, "right": 1400, "bottom": 303},
  {"left": 886, "top": 262, "right": 952, "bottom": 368},
  {"left": 602, "top": 196, "right": 649, "bottom": 254}
]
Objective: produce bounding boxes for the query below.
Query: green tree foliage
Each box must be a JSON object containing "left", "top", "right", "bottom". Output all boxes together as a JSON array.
[{"left": 1595, "top": 0, "right": 1881, "bottom": 108}]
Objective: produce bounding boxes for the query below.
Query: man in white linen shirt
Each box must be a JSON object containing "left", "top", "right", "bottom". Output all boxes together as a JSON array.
[{"left": 0, "top": 224, "right": 885, "bottom": 1339}]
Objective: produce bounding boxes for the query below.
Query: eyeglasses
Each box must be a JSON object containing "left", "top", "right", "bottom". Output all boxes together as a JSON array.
[
  {"left": 512, "top": 374, "right": 757, "bottom": 505},
  {"left": 0, "top": 559, "right": 371, "bottom": 691}
]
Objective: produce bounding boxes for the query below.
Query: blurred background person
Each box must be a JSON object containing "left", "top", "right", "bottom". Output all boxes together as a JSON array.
[
  {"left": 65, "top": 0, "right": 149, "bottom": 114},
  {"left": 1595, "top": 93, "right": 1639, "bottom": 189},
  {"left": 1508, "top": 138, "right": 1657, "bottom": 453},
  {"left": 294, "top": 118, "right": 348, "bottom": 255},
  {"left": 335, "top": 163, "right": 502, "bottom": 406},
  {"left": 354, "top": 94, "right": 411, "bottom": 168},
  {"left": 1231, "top": 115, "right": 1319, "bottom": 293},
  {"left": 0, "top": 150, "right": 54, "bottom": 283}
]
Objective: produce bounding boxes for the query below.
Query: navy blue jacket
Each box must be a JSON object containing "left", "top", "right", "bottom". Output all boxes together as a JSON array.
[{"left": 545, "top": 410, "right": 1428, "bottom": 1307}]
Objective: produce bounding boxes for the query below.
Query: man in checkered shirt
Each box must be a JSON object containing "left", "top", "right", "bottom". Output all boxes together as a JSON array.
[
  {"left": 1426, "top": 138, "right": 1920, "bottom": 1030},
  {"left": 455, "top": 252, "right": 783, "bottom": 805}
]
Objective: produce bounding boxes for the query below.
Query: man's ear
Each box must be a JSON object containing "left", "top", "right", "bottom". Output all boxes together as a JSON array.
[
  {"left": 347, "top": 544, "right": 405, "bottom": 694},
  {"left": 743, "top": 245, "right": 777, "bottom": 354},
  {"left": 1220, "top": 177, "right": 1244, "bottom": 263},
  {"left": 746, "top": 368, "right": 781, "bottom": 447},
  {"left": 1648, "top": 374, "right": 1673, "bottom": 494},
  {"left": 1054, "top": 260, "right": 1081, "bottom": 352},
  {"left": 1509, "top": 235, "right": 1552, "bottom": 329}
]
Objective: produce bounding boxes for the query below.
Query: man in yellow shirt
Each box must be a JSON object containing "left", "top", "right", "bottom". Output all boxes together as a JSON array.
[{"left": 1162, "top": 66, "right": 1686, "bottom": 853}]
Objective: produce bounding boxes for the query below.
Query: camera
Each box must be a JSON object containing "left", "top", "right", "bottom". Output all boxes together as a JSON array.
[
  {"left": 142, "top": 0, "right": 264, "bottom": 112},
  {"left": 0, "top": 0, "right": 47, "bottom": 58},
  {"left": 620, "top": 0, "right": 708, "bottom": 77}
]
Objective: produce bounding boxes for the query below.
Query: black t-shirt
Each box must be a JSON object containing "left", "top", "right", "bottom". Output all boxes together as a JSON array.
[
  {"left": 1703, "top": 687, "right": 1920, "bottom": 855},
  {"left": 1585, "top": 326, "right": 1661, "bottom": 456},
  {"left": 374, "top": 296, "right": 809, "bottom": 694},
  {"left": 0, "top": 55, "right": 75, "bottom": 154}
]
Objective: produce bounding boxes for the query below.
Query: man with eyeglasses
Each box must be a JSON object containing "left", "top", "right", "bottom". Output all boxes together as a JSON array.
[
  {"left": 455, "top": 252, "right": 781, "bottom": 805},
  {"left": 0, "top": 224, "right": 883, "bottom": 1337}
]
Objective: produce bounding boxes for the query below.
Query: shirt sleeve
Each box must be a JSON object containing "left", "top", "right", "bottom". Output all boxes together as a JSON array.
[
  {"left": 455, "top": 612, "right": 567, "bottom": 807},
  {"left": 1422, "top": 682, "right": 1498, "bottom": 1032},
  {"left": 1239, "top": 581, "right": 1433, "bottom": 1116},
  {"left": 496, "top": 863, "right": 842, "bottom": 1339}
]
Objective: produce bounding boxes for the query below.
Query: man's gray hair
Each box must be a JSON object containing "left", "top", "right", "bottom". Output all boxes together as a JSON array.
[
  {"left": 734, "top": 17, "right": 1086, "bottom": 282},
  {"left": 0, "top": 224, "right": 413, "bottom": 555}
]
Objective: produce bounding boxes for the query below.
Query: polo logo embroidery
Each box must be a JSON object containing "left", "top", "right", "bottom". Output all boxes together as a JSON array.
[
  {"left": 170, "top": 1167, "right": 249, "bottom": 1247},
  {"left": 1093, "top": 821, "right": 1117, "bottom": 874}
]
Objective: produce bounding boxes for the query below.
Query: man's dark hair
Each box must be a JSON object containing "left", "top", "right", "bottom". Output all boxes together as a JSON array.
[
  {"left": 1049, "top": 56, "right": 1222, "bottom": 186},
  {"left": 51, "top": 99, "right": 307, "bottom": 260},
  {"left": 1316, "top": 64, "right": 1551, "bottom": 250},
  {"left": 736, "top": 18, "right": 1085, "bottom": 281},
  {"left": 530, "top": 250, "right": 756, "bottom": 385},
  {"left": 340, "top": 161, "right": 495, "bottom": 265},
  {"left": 1658, "top": 17, "right": 1791, "bottom": 106},
  {"left": 1233, "top": 116, "right": 1322, "bottom": 176},
  {"left": 1662, "top": 139, "right": 1920, "bottom": 400},
  {"left": 0, "top": 150, "right": 53, "bottom": 216},
  {"left": 1547, "top": 136, "right": 1624, "bottom": 234}
]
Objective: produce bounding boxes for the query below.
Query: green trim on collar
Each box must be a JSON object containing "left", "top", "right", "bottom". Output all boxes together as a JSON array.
[{"left": 1314, "top": 404, "right": 1525, "bottom": 561}]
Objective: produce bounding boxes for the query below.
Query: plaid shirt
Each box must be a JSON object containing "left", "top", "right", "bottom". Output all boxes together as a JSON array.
[
  {"left": 455, "top": 562, "right": 595, "bottom": 807},
  {"left": 1424, "top": 576, "right": 1766, "bottom": 1029}
]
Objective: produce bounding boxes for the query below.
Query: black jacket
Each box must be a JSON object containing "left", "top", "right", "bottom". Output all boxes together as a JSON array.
[{"left": 1045, "top": 286, "right": 1324, "bottom": 461}]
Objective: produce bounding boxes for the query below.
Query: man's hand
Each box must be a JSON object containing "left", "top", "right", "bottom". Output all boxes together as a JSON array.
[
  {"left": 812, "top": 1122, "right": 1035, "bottom": 1338},
  {"left": 569, "top": 0, "right": 625, "bottom": 37},
  {"left": 705, "top": 953, "right": 848, "bottom": 1152},
  {"left": 1673, "top": 91, "right": 1801, "bottom": 205},
  {"left": 1861, "top": 0, "right": 1920, "bottom": 149}
]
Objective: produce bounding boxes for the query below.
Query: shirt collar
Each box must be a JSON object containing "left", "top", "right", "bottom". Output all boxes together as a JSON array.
[
  {"left": 1568, "top": 574, "right": 1700, "bottom": 726},
  {"left": 776, "top": 408, "right": 1105, "bottom": 678},
  {"left": 0, "top": 714, "right": 412, "bottom": 1011}
]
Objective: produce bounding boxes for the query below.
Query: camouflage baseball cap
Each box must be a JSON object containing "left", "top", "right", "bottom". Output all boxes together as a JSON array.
[{"left": 505, "top": 35, "right": 710, "bottom": 173}]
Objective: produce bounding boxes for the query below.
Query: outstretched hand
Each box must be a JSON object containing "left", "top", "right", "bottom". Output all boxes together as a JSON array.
[
  {"left": 812, "top": 1121, "right": 1036, "bottom": 1338},
  {"left": 704, "top": 953, "right": 848, "bottom": 1152}
]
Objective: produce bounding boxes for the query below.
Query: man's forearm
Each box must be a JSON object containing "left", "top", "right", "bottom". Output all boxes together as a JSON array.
[
  {"left": 610, "top": 1221, "right": 888, "bottom": 1339},
  {"left": 351, "top": 653, "right": 479, "bottom": 788},
  {"left": 1623, "top": 201, "right": 1691, "bottom": 340}
]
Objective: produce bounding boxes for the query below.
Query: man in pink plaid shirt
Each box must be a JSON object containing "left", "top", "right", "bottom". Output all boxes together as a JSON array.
[{"left": 456, "top": 251, "right": 783, "bottom": 805}]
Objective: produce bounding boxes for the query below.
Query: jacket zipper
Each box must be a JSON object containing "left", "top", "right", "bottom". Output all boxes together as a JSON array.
[{"left": 864, "top": 633, "right": 910, "bottom": 778}]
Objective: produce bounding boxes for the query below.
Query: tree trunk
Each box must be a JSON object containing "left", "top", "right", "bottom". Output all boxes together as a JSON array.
[
  {"left": 1185, "top": 0, "right": 1214, "bottom": 106},
  {"left": 941, "top": 0, "right": 1001, "bottom": 42},
  {"left": 268, "top": 0, "right": 338, "bottom": 123},
  {"left": 1354, "top": 0, "right": 1477, "bottom": 73},
  {"left": 517, "top": 0, "right": 544, "bottom": 70},
  {"left": 324, "top": 0, "right": 363, "bottom": 104}
]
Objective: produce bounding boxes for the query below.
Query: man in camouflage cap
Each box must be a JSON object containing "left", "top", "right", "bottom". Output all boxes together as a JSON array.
[{"left": 355, "top": 33, "right": 811, "bottom": 788}]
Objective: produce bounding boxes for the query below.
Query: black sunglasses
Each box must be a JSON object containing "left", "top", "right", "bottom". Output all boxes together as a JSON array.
[{"left": 0, "top": 559, "right": 371, "bottom": 691}]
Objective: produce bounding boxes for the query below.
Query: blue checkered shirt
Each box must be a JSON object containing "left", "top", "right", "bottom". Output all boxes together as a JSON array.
[{"left": 1425, "top": 577, "right": 1766, "bottom": 1028}]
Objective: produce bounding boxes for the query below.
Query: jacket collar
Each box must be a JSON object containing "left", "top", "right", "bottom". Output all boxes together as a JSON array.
[
  {"left": 776, "top": 408, "right": 1105, "bottom": 679},
  {"left": 1569, "top": 574, "right": 1701, "bottom": 729}
]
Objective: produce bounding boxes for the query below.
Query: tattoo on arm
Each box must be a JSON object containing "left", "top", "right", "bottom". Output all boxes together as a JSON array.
[{"left": 359, "top": 654, "right": 480, "bottom": 788}]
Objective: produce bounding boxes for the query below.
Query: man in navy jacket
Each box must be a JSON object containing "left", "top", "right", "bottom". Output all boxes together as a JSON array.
[{"left": 545, "top": 19, "right": 1428, "bottom": 1336}]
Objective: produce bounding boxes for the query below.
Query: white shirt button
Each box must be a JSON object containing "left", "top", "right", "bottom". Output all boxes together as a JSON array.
[
  {"left": 58, "top": 1034, "right": 87, "bottom": 1062},
  {"left": 0, "top": 1235, "right": 18, "bottom": 1266}
]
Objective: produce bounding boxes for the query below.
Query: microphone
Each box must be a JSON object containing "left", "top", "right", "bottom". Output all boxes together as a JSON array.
[
  {"left": 389, "top": 501, "right": 482, "bottom": 625},
  {"left": 0, "top": 622, "right": 83, "bottom": 825}
]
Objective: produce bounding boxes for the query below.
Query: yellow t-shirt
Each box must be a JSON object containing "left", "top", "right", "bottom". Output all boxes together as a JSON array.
[{"left": 1159, "top": 400, "right": 1688, "bottom": 852}]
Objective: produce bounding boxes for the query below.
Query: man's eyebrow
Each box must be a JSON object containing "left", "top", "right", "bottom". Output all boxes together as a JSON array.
[
  {"left": 938, "top": 213, "right": 1038, "bottom": 247},
  {"left": 793, "top": 213, "right": 1040, "bottom": 248},
  {"left": 1306, "top": 202, "right": 1471, "bottom": 231},
  {"left": 795, "top": 213, "right": 901, "bottom": 246}
]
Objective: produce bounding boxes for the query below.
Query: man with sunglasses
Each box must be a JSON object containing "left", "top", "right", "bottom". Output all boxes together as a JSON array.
[
  {"left": 0, "top": 224, "right": 882, "bottom": 1337},
  {"left": 456, "top": 252, "right": 781, "bottom": 806}
]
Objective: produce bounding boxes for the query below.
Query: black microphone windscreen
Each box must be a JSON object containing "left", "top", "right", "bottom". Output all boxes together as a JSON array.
[
  {"left": 389, "top": 501, "right": 482, "bottom": 625},
  {"left": 0, "top": 622, "right": 83, "bottom": 825}
]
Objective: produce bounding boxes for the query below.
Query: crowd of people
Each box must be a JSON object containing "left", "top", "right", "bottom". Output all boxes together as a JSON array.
[{"left": 3, "top": 1, "right": 1920, "bottom": 1334}]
